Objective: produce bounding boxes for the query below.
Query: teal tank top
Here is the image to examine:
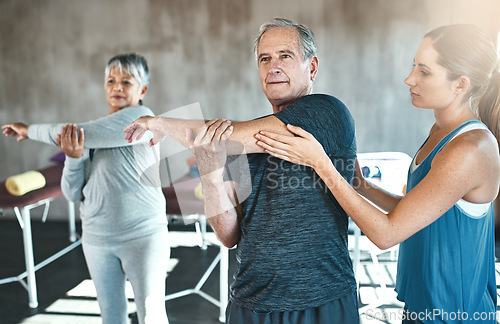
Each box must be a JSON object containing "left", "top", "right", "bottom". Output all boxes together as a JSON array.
[{"left": 395, "top": 120, "right": 497, "bottom": 323}]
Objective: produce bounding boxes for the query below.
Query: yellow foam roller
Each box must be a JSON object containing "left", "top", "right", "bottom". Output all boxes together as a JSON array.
[
  {"left": 194, "top": 182, "right": 204, "bottom": 200},
  {"left": 5, "top": 170, "right": 46, "bottom": 196}
]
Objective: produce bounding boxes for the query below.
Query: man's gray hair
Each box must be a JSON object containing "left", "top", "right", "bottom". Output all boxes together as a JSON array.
[
  {"left": 254, "top": 18, "right": 318, "bottom": 62},
  {"left": 104, "top": 53, "right": 150, "bottom": 87}
]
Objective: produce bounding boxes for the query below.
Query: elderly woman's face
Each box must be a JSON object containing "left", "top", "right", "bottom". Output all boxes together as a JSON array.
[{"left": 105, "top": 67, "right": 147, "bottom": 112}]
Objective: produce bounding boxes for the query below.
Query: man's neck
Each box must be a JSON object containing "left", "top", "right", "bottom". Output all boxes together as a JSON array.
[
  {"left": 271, "top": 89, "right": 314, "bottom": 114},
  {"left": 272, "top": 103, "right": 290, "bottom": 114}
]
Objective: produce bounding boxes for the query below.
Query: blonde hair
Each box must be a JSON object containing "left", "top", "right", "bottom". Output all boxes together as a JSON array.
[{"left": 425, "top": 24, "right": 500, "bottom": 144}]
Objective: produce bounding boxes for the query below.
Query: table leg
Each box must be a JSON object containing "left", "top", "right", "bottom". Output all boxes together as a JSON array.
[
  {"left": 200, "top": 215, "right": 207, "bottom": 251},
  {"left": 219, "top": 246, "right": 228, "bottom": 323},
  {"left": 20, "top": 206, "right": 38, "bottom": 308}
]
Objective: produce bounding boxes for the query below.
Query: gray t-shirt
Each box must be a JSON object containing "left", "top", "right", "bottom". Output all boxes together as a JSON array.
[
  {"left": 228, "top": 94, "right": 357, "bottom": 312},
  {"left": 28, "top": 106, "right": 167, "bottom": 245}
]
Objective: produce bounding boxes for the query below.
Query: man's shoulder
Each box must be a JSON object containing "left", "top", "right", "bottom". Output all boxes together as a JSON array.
[
  {"left": 282, "top": 94, "right": 350, "bottom": 116},
  {"left": 276, "top": 93, "right": 356, "bottom": 154},
  {"left": 293, "top": 93, "right": 345, "bottom": 107},
  {"left": 279, "top": 93, "right": 352, "bottom": 122}
]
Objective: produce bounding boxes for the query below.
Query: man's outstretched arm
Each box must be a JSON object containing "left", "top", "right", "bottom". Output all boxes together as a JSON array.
[{"left": 124, "top": 114, "right": 292, "bottom": 154}]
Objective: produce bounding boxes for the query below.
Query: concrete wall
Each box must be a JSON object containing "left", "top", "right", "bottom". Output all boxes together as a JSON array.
[{"left": 1, "top": 0, "right": 499, "bottom": 219}]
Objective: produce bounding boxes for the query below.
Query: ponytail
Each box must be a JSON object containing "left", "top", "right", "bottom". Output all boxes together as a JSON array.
[{"left": 477, "top": 70, "right": 500, "bottom": 147}]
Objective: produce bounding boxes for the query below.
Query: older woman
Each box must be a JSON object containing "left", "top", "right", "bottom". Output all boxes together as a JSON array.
[{"left": 2, "top": 53, "right": 170, "bottom": 324}]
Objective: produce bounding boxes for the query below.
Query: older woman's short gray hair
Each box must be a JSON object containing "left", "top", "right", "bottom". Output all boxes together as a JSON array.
[
  {"left": 254, "top": 18, "right": 318, "bottom": 62},
  {"left": 104, "top": 53, "right": 150, "bottom": 87}
]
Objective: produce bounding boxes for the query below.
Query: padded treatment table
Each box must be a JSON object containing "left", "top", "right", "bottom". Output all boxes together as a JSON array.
[
  {"left": 163, "top": 174, "right": 229, "bottom": 322},
  {"left": 0, "top": 164, "right": 81, "bottom": 308},
  {"left": 164, "top": 174, "right": 207, "bottom": 248}
]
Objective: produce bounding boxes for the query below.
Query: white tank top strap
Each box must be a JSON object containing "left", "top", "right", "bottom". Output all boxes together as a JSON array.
[
  {"left": 449, "top": 122, "right": 489, "bottom": 141},
  {"left": 456, "top": 199, "right": 491, "bottom": 218}
]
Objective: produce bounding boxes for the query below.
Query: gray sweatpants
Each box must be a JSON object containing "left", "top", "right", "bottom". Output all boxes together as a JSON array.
[{"left": 82, "top": 228, "right": 170, "bottom": 324}]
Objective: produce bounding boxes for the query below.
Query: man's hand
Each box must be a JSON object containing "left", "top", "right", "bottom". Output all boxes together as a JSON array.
[
  {"left": 186, "top": 119, "right": 233, "bottom": 180},
  {"left": 56, "top": 124, "right": 84, "bottom": 158},
  {"left": 2, "top": 122, "right": 29, "bottom": 142},
  {"left": 124, "top": 115, "right": 167, "bottom": 146}
]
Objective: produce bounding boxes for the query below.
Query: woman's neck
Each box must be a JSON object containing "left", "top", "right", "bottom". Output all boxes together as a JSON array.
[
  {"left": 108, "top": 106, "right": 129, "bottom": 115},
  {"left": 433, "top": 102, "right": 477, "bottom": 133}
]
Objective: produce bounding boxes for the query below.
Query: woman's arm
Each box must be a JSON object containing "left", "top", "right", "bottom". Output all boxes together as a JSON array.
[
  {"left": 57, "top": 124, "right": 86, "bottom": 202},
  {"left": 353, "top": 159, "right": 402, "bottom": 213},
  {"left": 61, "top": 157, "right": 85, "bottom": 202},
  {"left": 2, "top": 106, "right": 154, "bottom": 148},
  {"left": 256, "top": 124, "right": 499, "bottom": 249}
]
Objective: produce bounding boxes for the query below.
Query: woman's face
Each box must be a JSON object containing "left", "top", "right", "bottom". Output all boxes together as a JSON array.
[
  {"left": 404, "top": 37, "right": 460, "bottom": 111},
  {"left": 105, "top": 67, "right": 147, "bottom": 112}
]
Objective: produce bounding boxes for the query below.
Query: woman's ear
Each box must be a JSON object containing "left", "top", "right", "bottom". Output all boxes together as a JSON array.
[
  {"left": 454, "top": 75, "right": 471, "bottom": 94},
  {"left": 140, "top": 85, "right": 149, "bottom": 98}
]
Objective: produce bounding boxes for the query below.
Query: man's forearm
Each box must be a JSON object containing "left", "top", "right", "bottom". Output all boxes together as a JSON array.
[
  {"left": 201, "top": 179, "right": 241, "bottom": 248},
  {"left": 152, "top": 117, "right": 207, "bottom": 148},
  {"left": 152, "top": 115, "right": 290, "bottom": 155}
]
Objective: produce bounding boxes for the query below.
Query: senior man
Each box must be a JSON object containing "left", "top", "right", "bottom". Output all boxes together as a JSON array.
[{"left": 125, "top": 18, "right": 359, "bottom": 324}]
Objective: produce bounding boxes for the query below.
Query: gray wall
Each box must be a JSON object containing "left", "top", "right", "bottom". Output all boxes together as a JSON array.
[{"left": 1, "top": 0, "right": 499, "bottom": 219}]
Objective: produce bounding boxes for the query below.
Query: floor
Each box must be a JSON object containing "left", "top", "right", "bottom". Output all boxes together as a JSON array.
[{"left": 0, "top": 218, "right": 499, "bottom": 324}]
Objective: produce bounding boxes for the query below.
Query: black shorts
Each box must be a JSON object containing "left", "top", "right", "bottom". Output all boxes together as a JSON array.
[{"left": 225, "top": 290, "right": 359, "bottom": 324}]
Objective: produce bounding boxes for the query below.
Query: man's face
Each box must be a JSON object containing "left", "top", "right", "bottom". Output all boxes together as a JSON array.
[{"left": 257, "top": 26, "right": 318, "bottom": 113}]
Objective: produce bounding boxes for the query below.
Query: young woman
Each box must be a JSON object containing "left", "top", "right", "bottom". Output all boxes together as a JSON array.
[
  {"left": 255, "top": 24, "right": 500, "bottom": 323},
  {"left": 2, "top": 53, "right": 170, "bottom": 324}
]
